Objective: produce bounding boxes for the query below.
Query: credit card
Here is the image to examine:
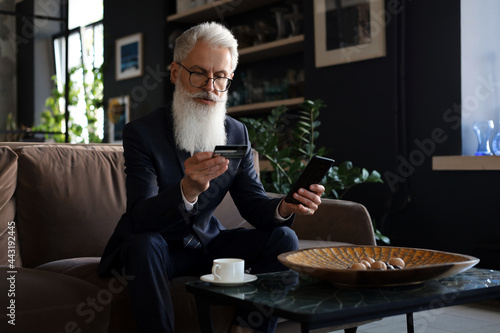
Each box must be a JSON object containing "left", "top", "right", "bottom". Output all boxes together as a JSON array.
[{"left": 213, "top": 145, "right": 247, "bottom": 159}]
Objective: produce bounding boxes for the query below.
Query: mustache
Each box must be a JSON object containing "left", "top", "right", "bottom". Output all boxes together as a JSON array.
[{"left": 187, "top": 90, "right": 225, "bottom": 103}]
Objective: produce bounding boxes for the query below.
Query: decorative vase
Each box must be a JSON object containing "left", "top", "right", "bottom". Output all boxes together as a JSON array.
[
  {"left": 271, "top": 7, "right": 288, "bottom": 40},
  {"left": 491, "top": 122, "right": 500, "bottom": 156},
  {"left": 473, "top": 120, "right": 494, "bottom": 156}
]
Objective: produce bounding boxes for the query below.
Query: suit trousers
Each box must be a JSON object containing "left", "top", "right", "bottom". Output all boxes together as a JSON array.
[{"left": 120, "top": 226, "right": 299, "bottom": 333}]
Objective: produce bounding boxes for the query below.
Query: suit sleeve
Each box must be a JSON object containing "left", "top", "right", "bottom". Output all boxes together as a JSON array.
[{"left": 229, "top": 124, "right": 294, "bottom": 229}]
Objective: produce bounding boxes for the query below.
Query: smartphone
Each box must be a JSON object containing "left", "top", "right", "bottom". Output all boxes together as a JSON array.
[
  {"left": 284, "top": 156, "right": 335, "bottom": 204},
  {"left": 213, "top": 145, "right": 247, "bottom": 159}
]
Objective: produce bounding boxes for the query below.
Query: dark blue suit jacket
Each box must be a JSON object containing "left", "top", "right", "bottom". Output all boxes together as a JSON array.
[{"left": 98, "top": 107, "right": 290, "bottom": 276}]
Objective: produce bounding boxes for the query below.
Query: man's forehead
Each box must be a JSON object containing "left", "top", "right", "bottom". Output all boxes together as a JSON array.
[
  {"left": 184, "top": 41, "right": 233, "bottom": 72},
  {"left": 188, "top": 64, "right": 229, "bottom": 74}
]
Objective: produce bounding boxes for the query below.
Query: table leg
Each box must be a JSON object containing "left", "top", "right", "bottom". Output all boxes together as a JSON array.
[
  {"left": 194, "top": 296, "right": 215, "bottom": 333},
  {"left": 406, "top": 312, "right": 414, "bottom": 333}
]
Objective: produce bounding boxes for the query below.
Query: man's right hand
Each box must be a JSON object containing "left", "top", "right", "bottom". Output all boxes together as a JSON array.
[{"left": 181, "top": 152, "right": 229, "bottom": 203}]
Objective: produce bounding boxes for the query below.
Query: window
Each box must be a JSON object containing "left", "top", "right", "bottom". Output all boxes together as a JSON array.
[
  {"left": 52, "top": 0, "right": 103, "bottom": 143},
  {"left": 461, "top": 0, "right": 500, "bottom": 155}
]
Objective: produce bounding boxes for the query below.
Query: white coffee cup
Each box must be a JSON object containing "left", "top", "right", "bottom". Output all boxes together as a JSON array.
[{"left": 212, "top": 258, "right": 245, "bottom": 283}]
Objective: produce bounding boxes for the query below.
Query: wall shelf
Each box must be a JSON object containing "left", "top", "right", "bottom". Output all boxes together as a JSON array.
[
  {"left": 239, "top": 35, "right": 304, "bottom": 63},
  {"left": 167, "top": 0, "right": 282, "bottom": 23},
  {"left": 228, "top": 97, "right": 304, "bottom": 116},
  {"left": 432, "top": 155, "right": 500, "bottom": 170}
]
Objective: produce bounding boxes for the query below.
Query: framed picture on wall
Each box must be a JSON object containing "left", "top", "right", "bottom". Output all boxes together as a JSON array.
[
  {"left": 115, "top": 33, "right": 143, "bottom": 80},
  {"left": 314, "top": 0, "right": 386, "bottom": 67},
  {"left": 108, "top": 95, "right": 130, "bottom": 143}
]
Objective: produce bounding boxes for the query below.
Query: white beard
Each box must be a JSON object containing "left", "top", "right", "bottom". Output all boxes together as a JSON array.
[{"left": 172, "top": 83, "right": 227, "bottom": 155}]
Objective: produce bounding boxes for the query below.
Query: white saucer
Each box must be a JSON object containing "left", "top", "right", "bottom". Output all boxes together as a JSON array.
[{"left": 200, "top": 274, "right": 257, "bottom": 286}]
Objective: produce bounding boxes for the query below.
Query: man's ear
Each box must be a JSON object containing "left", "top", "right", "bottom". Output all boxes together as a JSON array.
[{"left": 170, "top": 62, "right": 178, "bottom": 84}]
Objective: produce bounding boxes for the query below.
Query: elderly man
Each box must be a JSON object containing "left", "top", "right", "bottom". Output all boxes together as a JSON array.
[{"left": 98, "top": 22, "right": 325, "bottom": 333}]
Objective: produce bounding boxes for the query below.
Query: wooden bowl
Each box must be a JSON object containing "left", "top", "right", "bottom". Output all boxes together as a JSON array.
[{"left": 278, "top": 246, "right": 479, "bottom": 287}]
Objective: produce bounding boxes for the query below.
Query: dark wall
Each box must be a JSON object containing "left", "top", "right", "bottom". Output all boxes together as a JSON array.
[
  {"left": 303, "top": 0, "right": 500, "bottom": 267},
  {"left": 103, "top": 0, "right": 174, "bottom": 139},
  {"left": 393, "top": 1, "right": 499, "bottom": 268},
  {"left": 104, "top": 0, "right": 500, "bottom": 268},
  {"left": 303, "top": 0, "right": 400, "bottom": 176},
  {"left": 309, "top": 0, "right": 497, "bottom": 268},
  {"left": 391, "top": 0, "right": 463, "bottom": 249}
]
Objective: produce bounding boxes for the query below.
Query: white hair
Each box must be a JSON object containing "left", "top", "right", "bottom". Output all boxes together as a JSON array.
[{"left": 173, "top": 22, "right": 239, "bottom": 73}]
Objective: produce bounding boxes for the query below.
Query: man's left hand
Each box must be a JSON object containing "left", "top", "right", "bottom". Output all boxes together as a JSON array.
[{"left": 278, "top": 184, "right": 325, "bottom": 218}]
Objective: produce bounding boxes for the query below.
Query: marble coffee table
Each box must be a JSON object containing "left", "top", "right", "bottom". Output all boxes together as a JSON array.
[{"left": 186, "top": 268, "right": 500, "bottom": 333}]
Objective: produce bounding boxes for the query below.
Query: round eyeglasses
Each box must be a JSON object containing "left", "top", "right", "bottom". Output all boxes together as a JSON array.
[{"left": 176, "top": 62, "right": 232, "bottom": 92}]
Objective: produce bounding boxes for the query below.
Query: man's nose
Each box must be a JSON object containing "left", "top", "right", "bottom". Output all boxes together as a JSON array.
[{"left": 203, "top": 78, "right": 216, "bottom": 92}]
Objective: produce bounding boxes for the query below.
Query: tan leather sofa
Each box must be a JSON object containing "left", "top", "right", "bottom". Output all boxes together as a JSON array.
[{"left": 0, "top": 143, "right": 376, "bottom": 333}]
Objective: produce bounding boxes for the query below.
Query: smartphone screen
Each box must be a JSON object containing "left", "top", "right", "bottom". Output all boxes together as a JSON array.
[{"left": 284, "top": 156, "right": 334, "bottom": 204}]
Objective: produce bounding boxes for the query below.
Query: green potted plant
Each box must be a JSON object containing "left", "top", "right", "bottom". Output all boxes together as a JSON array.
[{"left": 240, "top": 99, "right": 389, "bottom": 244}]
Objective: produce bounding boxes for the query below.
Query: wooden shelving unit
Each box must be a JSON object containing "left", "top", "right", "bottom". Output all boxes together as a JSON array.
[
  {"left": 167, "top": 0, "right": 282, "bottom": 23},
  {"left": 228, "top": 97, "right": 304, "bottom": 116},
  {"left": 168, "top": 0, "right": 305, "bottom": 116},
  {"left": 239, "top": 34, "right": 304, "bottom": 63}
]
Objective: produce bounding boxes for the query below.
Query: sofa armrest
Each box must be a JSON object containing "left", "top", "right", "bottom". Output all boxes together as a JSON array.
[
  {"left": 268, "top": 193, "right": 376, "bottom": 246},
  {"left": 294, "top": 198, "right": 376, "bottom": 246}
]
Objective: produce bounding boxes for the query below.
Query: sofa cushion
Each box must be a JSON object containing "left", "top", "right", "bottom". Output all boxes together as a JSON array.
[
  {"left": 214, "top": 193, "right": 253, "bottom": 229},
  {"left": 15, "top": 145, "right": 126, "bottom": 268},
  {"left": 37, "top": 257, "right": 139, "bottom": 333},
  {"left": 0, "top": 146, "right": 22, "bottom": 267},
  {"left": 37, "top": 258, "right": 234, "bottom": 333},
  {"left": 0, "top": 266, "right": 110, "bottom": 333}
]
